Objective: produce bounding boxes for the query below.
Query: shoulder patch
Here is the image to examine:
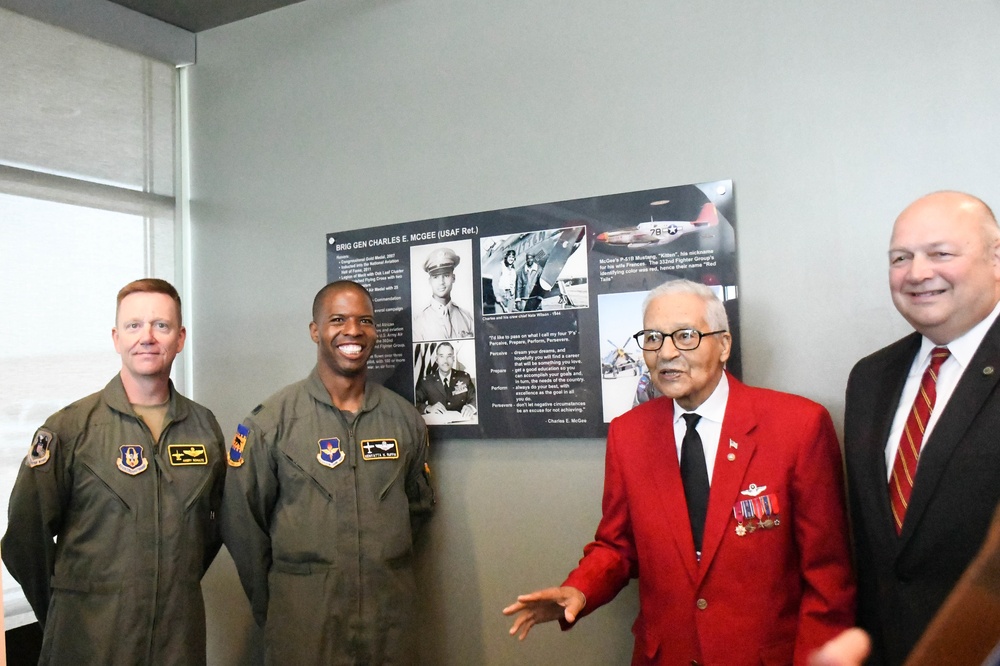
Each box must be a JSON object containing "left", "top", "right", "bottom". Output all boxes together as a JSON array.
[
  {"left": 228, "top": 423, "right": 249, "bottom": 467},
  {"left": 27, "top": 428, "right": 56, "bottom": 467}
]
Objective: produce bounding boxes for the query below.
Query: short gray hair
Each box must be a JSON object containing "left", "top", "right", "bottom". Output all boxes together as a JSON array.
[{"left": 642, "top": 279, "right": 729, "bottom": 331}]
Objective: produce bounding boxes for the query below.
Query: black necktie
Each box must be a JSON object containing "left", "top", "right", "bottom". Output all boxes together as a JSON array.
[{"left": 680, "top": 413, "right": 710, "bottom": 554}]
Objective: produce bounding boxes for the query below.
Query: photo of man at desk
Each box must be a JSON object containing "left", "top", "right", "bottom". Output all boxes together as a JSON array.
[{"left": 414, "top": 341, "right": 478, "bottom": 425}]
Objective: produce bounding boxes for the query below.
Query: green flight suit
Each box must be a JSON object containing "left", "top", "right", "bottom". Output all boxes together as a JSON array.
[
  {"left": 1, "top": 375, "right": 226, "bottom": 665},
  {"left": 221, "top": 368, "right": 434, "bottom": 665}
]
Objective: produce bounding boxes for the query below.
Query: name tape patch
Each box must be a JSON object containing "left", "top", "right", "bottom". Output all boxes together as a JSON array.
[
  {"left": 361, "top": 438, "right": 399, "bottom": 460},
  {"left": 168, "top": 444, "right": 208, "bottom": 466}
]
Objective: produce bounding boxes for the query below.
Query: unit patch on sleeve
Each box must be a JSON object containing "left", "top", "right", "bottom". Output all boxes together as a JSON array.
[
  {"left": 117, "top": 445, "right": 148, "bottom": 475},
  {"left": 168, "top": 444, "right": 209, "bottom": 466},
  {"left": 26, "top": 428, "right": 55, "bottom": 468},
  {"left": 360, "top": 438, "right": 399, "bottom": 461},
  {"left": 228, "top": 424, "right": 249, "bottom": 467}
]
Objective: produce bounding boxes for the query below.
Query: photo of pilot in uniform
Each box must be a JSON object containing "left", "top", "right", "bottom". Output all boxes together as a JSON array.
[
  {"left": 412, "top": 245, "right": 475, "bottom": 341},
  {"left": 414, "top": 341, "right": 477, "bottom": 424}
]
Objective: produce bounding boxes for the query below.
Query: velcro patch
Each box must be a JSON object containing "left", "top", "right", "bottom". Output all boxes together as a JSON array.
[
  {"left": 228, "top": 424, "right": 249, "bottom": 467},
  {"left": 117, "top": 445, "right": 148, "bottom": 475},
  {"left": 168, "top": 444, "right": 209, "bottom": 465},
  {"left": 317, "top": 438, "right": 345, "bottom": 469},
  {"left": 27, "top": 428, "right": 55, "bottom": 468},
  {"left": 361, "top": 438, "right": 399, "bottom": 460}
]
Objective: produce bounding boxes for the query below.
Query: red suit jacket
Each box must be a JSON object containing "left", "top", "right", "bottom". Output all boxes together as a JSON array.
[{"left": 563, "top": 374, "right": 855, "bottom": 665}]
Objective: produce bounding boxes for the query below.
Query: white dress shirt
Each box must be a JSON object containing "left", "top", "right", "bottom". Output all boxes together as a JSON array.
[
  {"left": 672, "top": 373, "right": 730, "bottom": 484},
  {"left": 884, "top": 300, "right": 1000, "bottom": 479}
]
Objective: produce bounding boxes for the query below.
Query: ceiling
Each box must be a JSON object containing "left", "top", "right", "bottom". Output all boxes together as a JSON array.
[{"left": 106, "top": 0, "right": 307, "bottom": 32}]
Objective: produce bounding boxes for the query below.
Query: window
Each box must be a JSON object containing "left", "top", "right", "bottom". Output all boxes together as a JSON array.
[{"left": 0, "top": 7, "right": 177, "bottom": 628}]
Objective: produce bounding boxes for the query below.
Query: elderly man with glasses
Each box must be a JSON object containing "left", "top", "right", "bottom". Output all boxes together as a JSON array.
[{"left": 504, "top": 278, "right": 855, "bottom": 666}]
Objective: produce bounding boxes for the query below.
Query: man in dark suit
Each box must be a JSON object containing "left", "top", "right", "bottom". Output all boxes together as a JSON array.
[
  {"left": 844, "top": 191, "right": 1000, "bottom": 666},
  {"left": 504, "top": 279, "right": 855, "bottom": 665},
  {"left": 811, "top": 500, "right": 1000, "bottom": 666}
]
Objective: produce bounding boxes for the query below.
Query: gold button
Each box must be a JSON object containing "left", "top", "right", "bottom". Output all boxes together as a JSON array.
[
  {"left": 726, "top": 453, "right": 736, "bottom": 461},
  {"left": 696, "top": 598, "right": 708, "bottom": 610}
]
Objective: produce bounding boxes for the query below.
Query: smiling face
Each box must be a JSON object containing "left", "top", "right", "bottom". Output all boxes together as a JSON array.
[
  {"left": 642, "top": 291, "right": 731, "bottom": 411},
  {"left": 113, "top": 291, "right": 186, "bottom": 383},
  {"left": 889, "top": 192, "right": 1000, "bottom": 344},
  {"left": 309, "top": 284, "right": 376, "bottom": 379}
]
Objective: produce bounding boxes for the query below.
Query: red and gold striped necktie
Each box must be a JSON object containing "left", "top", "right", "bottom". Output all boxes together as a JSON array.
[{"left": 889, "top": 346, "right": 951, "bottom": 534}]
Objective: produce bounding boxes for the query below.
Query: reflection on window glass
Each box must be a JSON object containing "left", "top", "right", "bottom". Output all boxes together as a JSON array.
[{"left": 0, "top": 193, "right": 153, "bottom": 625}]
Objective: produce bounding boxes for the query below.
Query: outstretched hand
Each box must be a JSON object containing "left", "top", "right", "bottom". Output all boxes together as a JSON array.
[
  {"left": 808, "top": 628, "right": 872, "bottom": 666},
  {"left": 502, "top": 586, "right": 586, "bottom": 640}
]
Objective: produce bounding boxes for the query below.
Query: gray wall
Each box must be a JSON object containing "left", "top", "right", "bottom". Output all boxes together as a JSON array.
[{"left": 188, "top": 1, "right": 1000, "bottom": 663}]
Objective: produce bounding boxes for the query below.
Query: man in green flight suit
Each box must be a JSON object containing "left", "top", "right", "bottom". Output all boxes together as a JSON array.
[
  {"left": 221, "top": 279, "right": 435, "bottom": 664},
  {"left": 2, "top": 278, "right": 227, "bottom": 665}
]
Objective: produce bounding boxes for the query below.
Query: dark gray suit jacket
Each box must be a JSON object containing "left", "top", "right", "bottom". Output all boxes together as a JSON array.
[{"left": 845, "top": 318, "right": 1000, "bottom": 666}]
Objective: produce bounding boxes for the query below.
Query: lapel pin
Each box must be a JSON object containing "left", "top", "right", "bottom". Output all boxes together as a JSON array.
[
  {"left": 726, "top": 453, "right": 736, "bottom": 462},
  {"left": 729, "top": 439, "right": 738, "bottom": 449},
  {"left": 984, "top": 366, "right": 995, "bottom": 376}
]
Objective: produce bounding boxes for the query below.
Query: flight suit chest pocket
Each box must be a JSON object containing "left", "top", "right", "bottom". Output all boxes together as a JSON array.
[
  {"left": 369, "top": 458, "right": 412, "bottom": 563},
  {"left": 179, "top": 465, "right": 217, "bottom": 513},
  {"left": 377, "top": 459, "right": 406, "bottom": 502},
  {"left": 160, "top": 442, "right": 218, "bottom": 512},
  {"left": 278, "top": 443, "right": 342, "bottom": 503},
  {"left": 78, "top": 461, "right": 132, "bottom": 512}
]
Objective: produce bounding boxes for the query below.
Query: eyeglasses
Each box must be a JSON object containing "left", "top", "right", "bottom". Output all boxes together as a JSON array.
[{"left": 632, "top": 328, "right": 726, "bottom": 351}]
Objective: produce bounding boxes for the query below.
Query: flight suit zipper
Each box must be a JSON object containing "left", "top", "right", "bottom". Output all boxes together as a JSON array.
[
  {"left": 335, "top": 406, "right": 365, "bottom": 640},
  {"left": 145, "top": 415, "right": 172, "bottom": 665}
]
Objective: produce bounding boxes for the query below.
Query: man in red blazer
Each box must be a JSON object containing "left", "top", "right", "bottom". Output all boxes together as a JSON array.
[{"left": 504, "top": 279, "right": 855, "bottom": 665}]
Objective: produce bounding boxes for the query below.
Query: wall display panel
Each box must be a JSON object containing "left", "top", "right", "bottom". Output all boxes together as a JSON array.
[{"left": 327, "top": 180, "right": 740, "bottom": 439}]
